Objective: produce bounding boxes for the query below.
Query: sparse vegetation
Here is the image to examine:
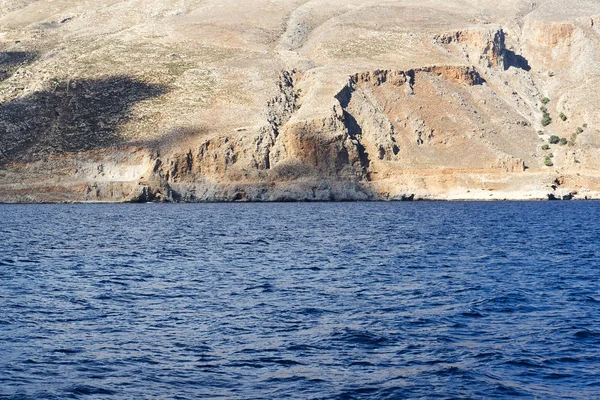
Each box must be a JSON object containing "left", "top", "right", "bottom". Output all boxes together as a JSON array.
[
  {"left": 583, "top": 123, "right": 588, "bottom": 128},
  {"left": 577, "top": 127, "right": 584, "bottom": 134},
  {"left": 0, "top": 0, "right": 599, "bottom": 204},
  {"left": 549, "top": 135, "right": 560, "bottom": 144},
  {"left": 569, "top": 132, "right": 577, "bottom": 146},
  {"left": 544, "top": 156, "right": 554, "bottom": 166}
]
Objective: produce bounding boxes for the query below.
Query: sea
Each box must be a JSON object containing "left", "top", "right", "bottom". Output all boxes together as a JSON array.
[{"left": 1, "top": 202, "right": 599, "bottom": 399}]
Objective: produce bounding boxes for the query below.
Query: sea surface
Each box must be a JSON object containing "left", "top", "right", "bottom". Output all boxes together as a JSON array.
[{"left": 1, "top": 202, "right": 599, "bottom": 399}]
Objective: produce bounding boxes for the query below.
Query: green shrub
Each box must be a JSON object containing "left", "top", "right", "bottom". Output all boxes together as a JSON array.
[
  {"left": 583, "top": 123, "right": 588, "bottom": 128},
  {"left": 542, "top": 144, "right": 551, "bottom": 150},
  {"left": 577, "top": 127, "right": 584, "bottom": 134},
  {"left": 540, "top": 106, "right": 548, "bottom": 113},
  {"left": 559, "top": 112, "right": 567, "bottom": 121},
  {"left": 542, "top": 97, "right": 550, "bottom": 105},
  {"left": 541, "top": 114, "right": 552, "bottom": 127},
  {"left": 538, "top": 130, "right": 544, "bottom": 135},
  {"left": 549, "top": 135, "right": 560, "bottom": 144},
  {"left": 568, "top": 141, "right": 575, "bottom": 147},
  {"left": 548, "top": 153, "right": 554, "bottom": 158},
  {"left": 559, "top": 137, "right": 567, "bottom": 145},
  {"left": 544, "top": 156, "right": 554, "bottom": 166}
]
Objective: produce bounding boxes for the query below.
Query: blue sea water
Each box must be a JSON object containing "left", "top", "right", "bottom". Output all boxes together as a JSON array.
[{"left": 0, "top": 202, "right": 599, "bottom": 399}]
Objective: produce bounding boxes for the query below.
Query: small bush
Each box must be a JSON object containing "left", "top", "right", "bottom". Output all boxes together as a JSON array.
[
  {"left": 540, "top": 106, "right": 548, "bottom": 113},
  {"left": 542, "top": 97, "right": 550, "bottom": 105},
  {"left": 542, "top": 144, "right": 551, "bottom": 150},
  {"left": 568, "top": 141, "right": 575, "bottom": 147},
  {"left": 541, "top": 114, "right": 552, "bottom": 127},
  {"left": 538, "top": 130, "right": 544, "bottom": 135},
  {"left": 583, "top": 123, "right": 588, "bottom": 128},
  {"left": 577, "top": 127, "right": 584, "bottom": 134},
  {"left": 559, "top": 112, "right": 567, "bottom": 121},
  {"left": 549, "top": 135, "right": 560, "bottom": 144},
  {"left": 544, "top": 156, "right": 554, "bottom": 166},
  {"left": 548, "top": 153, "right": 554, "bottom": 158},
  {"left": 559, "top": 137, "right": 567, "bottom": 145}
]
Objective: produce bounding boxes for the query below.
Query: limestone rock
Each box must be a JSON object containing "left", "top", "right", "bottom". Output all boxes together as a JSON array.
[{"left": 1, "top": 0, "right": 600, "bottom": 202}]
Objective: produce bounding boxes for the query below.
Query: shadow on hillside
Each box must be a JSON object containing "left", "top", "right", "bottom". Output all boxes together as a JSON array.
[
  {"left": 0, "top": 51, "right": 38, "bottom": 81},
  {"left": 504, "top": 50, "right": 531, "bottom": 71},
  {"left": 0, "top": 76, "right": 167, "bottom": 164}
]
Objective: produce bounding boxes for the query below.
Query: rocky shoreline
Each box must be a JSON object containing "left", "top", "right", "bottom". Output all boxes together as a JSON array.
[{"left": 1, "top": 1, "right": 600, "bottom": 202}]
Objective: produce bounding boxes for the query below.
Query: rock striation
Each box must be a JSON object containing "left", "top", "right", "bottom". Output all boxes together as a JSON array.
[{"left": 1, "top": 0, "right": 600, "bottom": 202}]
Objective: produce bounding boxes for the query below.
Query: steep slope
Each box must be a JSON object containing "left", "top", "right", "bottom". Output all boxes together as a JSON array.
[{"left": 1, "top": 0, "right": 599, "bottom": 201}]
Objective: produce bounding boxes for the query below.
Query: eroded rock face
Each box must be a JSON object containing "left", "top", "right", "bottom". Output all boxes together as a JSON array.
[{"left": 1, "top": 0, "right": 600, "bottom": 202}]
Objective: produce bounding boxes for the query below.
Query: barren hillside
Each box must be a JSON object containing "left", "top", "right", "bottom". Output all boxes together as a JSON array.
[{"left": 1, "top": 0, "right": 599, "bottom": 201}]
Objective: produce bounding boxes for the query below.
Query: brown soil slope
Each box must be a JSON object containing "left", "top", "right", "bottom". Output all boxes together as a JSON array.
[{"left": 1, "top": 0, "right": 599, "bottom": 201}]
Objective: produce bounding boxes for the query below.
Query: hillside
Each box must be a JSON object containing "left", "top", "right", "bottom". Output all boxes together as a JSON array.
[{"left": 1, "top": 0, "right": 600, "bottom": 201}]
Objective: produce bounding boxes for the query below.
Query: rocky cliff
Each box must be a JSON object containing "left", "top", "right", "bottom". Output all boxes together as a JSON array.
[{"left": 1, "top": 0, "right": 600, "bottom": 202}]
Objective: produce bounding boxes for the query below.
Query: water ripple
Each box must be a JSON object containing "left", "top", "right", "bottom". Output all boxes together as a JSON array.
[{"left": 1, "top": 202, "right": 600, "bottom": 399}]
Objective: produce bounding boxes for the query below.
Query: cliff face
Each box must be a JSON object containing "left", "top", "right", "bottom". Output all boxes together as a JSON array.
[{"left": 1, "top": 0, "right": 600, "bottom": 202}]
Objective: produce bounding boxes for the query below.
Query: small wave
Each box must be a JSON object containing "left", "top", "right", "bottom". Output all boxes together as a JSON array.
[
  {"left": 126, "top": 356, "right": 160, "bottom": 365},
  {"left": 483, "top": 293, "right": 528, "bottom": 305},
  {"left": 234, "top": 238, "right": 269, "bottom": 246},
  {"left": 67, "top": 385, "right": 116, "bottom": 396},
  {"left": 544, "top": 372, "right": 574, "bottom": 380},
  {"left": 98, "top": 279, "right": 129, "bottom": 287},
  {"left": 173, "top": 342, "right": 212, "bottom": 354},
  {"left": 52, "top": 348, "right": 83, "bottom": 355},
  {"left": 234, "top": 348, "right": 278, "bottom": 355},
  {"left": 331, "top": 328, "right": 390, "bottom": 348},
  {"left": 436, "top": 365, "right": 470, "bottom": 377},
  {"left": 257, "top": 357, "right": 303, "bottom": 366},
  {"left": 349, "top": 361, "right": 374, "bottom": 367},
  {"left": 298, "top": 307, "right": 332, "bottom": 316},
  {"left": 494, "top": 383, "right": 529, "bottom": 396},
  {"left": 474, "top": 351, "right": 500, "bottom": 360},
  {"left": 574, "top": 329, "right": 600, "bottom": 339},
  {"left": 585, "top": 296, "right": 600, "bottom": 303},
  {"left": 337, "top": 386, "right": 380, "bottom": 398},
  {"left": 553, "top": 356, "right": 581, "bottom": 363},
  {"left": 504, "top": 359, "right": 547, "bottom": 368},
  {"left": 283, "top": 266, "right": 322, "bottom": 271},
  {"left": 244, "top": 283, "right": 275, "bottom": 292},
  {"left": 461, "top": 309, "right": 485, "bottom": 318},
  {"left": 286, "top": 344, "right": 318, "bottom": 352},
  {"left": 264, "top": 375, "right": 322, "bottom": 383},
  {"left": 225, "top": 361, "right": 266, "bottom": 369}
]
